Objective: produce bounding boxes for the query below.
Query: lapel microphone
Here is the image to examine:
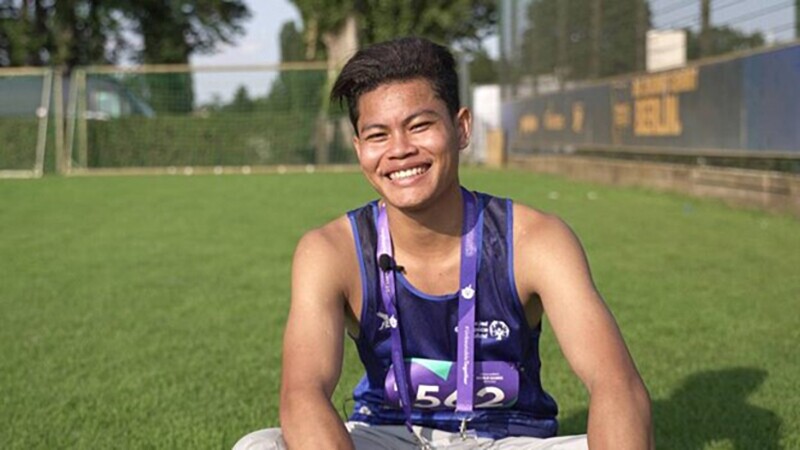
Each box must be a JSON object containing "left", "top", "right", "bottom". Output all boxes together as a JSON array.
[{"left": 378, "top": 254, "right": 405, "bottom": 272}]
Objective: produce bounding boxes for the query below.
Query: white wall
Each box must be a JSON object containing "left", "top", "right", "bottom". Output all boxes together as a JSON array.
[{"left": 468, "top": 84, "right": 501, "bottom": 163}]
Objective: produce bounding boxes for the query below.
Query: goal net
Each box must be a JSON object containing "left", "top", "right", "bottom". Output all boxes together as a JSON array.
[
  {"left": 0, "top": 68, "right": 52, "bottom": 178},
  {"left": 67, "top": 63, "right": 355, "bottom": 174}
]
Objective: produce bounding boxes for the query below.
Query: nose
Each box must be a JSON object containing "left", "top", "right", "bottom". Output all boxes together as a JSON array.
[{"left": 388, "top": 130, "right": 418, "bottom": 159}]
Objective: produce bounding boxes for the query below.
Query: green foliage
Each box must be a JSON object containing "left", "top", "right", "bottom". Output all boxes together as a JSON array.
[
  {"left": 124, "top": 0, "right": 250, "bottom": 64},
  {"left": 0, "top": 0, "right": 250, "bottom": 70},
  {"left": 0, "top": 0, "right": 125, "bottom": 68},
  {"left": 71, "top": 67, "right": 348, "bottom": 167},
  {"left": 0, "top": 117, "right": 38, "bottom": 170},
  {"left": 521, "top": 0, "right": 648, "bottom": 81},
  {"left": 686, "top": 26, "right": 766, "bottom": 61},
  {"left": 468, "top": 46, "right": 499, "bottom": 85},
  {"left": 283, "top": 0, "right": 499, "bottom": 124},
  {"left": 0, "top": 171, "right": 799, "bottom": 448},
  {"left": 262, "top": 69, "right": 327, "bottom": 114},
  {"left": 229, "top": 86, "right": 256, "bottom": 113},
  {"left": 85, "top": 113, "right": 320, "bottom": 167},
  {"left": 144, "top": 73, "right": 196, "bottom": 114},
  {"left": 279, "top": 21, "right": 307, "bottom": 63},
  {"left": 289, "top": 0, "right": 497, "bottom": 51},
  {"left": 360, "top": 0, "right": 496, "bottom": 50}
]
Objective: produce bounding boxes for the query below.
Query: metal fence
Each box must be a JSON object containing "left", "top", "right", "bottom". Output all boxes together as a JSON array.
[
  {"left": 502, "top": 42, "right": 800, "bottom": 166},
  {"left": 0, "top": 67, "right": 53, "bottom": 177},
  {"left": 1, "top": 62, "right": 359, "bottom": 177},
  {"left": 498, "top": 0, "right": 800, "bottom": 171}
]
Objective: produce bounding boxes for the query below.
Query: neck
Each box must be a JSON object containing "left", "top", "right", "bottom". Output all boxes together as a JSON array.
[{"left": 384, "top": 183, "right": 464, "bottom": 258}]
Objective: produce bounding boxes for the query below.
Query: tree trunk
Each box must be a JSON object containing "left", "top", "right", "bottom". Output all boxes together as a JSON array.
[
  {"left": 322, "top": 14, "right": 358, "bottom": 70},
  {"left": 319, "top": 14, "right": 359, "bottom": 165}
]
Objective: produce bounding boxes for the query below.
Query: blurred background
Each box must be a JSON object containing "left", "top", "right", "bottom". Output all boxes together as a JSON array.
[
  {"left": 1, "top": 2, "right": 799, "bottom": 449},
  {"left": 1, "top": 0, "right": 798, "bottom": 213},
  {"left": 2, "top": 2, "right": 798, "bottom": 173},
  {"left": 0, "top": 0, "right": 800, "bottom": 178}
]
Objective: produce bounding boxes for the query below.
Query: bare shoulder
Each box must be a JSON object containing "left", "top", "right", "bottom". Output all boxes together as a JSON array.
[
  {"left": 511, "top": 202, "right": 589, "bottom": 295},
  {"left": 293, "top": 215, "right": 358, "bottom": 299},
  {"left": 295, "top": 215, "right": 354, "bottom": 259},
  {"left": 512, "top": 202, "right": 580, "bottom": 251}
]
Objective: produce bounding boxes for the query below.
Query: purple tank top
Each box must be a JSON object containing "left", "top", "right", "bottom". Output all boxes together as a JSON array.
[{"left": 346, "top": 191, "right": 558, "bottom": 438}]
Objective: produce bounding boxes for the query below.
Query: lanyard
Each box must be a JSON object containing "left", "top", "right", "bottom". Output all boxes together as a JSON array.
[
  {"left": 375, "top": 197, "right": 413, "bottom": 432},
  {"left": 375, "top": 187, "right": 481, "bottom": 435}
]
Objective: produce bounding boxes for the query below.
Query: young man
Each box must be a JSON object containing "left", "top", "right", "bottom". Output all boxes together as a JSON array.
[{"left": 234, "top": 37, "right": 652, "bottom": 449}]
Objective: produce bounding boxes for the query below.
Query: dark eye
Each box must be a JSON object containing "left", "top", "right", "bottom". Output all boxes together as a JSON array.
[
  {"left": 411, "top": 121, "right": 432, "bottom": 132},
  {"left": 365, "top": 132, "right": 388, "bottom": 142}
]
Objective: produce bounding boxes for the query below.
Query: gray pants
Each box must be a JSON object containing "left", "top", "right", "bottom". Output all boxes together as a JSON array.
[{"left": 232, "top": 422, "right": 588, "bottom": 450}]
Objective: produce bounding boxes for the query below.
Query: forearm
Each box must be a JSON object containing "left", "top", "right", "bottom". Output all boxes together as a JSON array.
[
  {"left": 280, "top": 387, "right": 354, "bottom": 450},
  {"left": 586, "top": 377, "right": 653, "bottom": 450}
]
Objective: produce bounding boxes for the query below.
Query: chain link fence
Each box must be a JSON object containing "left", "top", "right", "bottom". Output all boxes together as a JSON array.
[
  {"left": 1, "top": 62, "right": 359, "bottom": 178},
  {"left": 0, "top": 67, "right": 53, "bottom": 177},
  {"left": 66, "top": 63, "right": 355, "bottom": 173},
  {"left": 497, "top": 0, "right": 800, "bottom": 170}
]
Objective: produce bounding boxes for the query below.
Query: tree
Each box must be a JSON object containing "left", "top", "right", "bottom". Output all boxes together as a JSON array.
[
  {"left": 121, "top": 0, "right": 249, "bottom": 65},
  {"left": 49, "top": 0, "right": 129, "bottom": 70},
  {"left": 263, "top": 21, "right": 326, "bottom": 115},
  {"left": 283, "top": 0, "right": 498, "bottom": 121},
  {"left": 520, "top": 0, "right": 651, "bottom": 83},
  {"left": 0, "top": 2, "right": 28, "bottom": 66},
  {"left": 228, "top": 85, "right": 255, "bottom": 113},
  {"left": 359, "top": 0, "right": 495, "bottom": 51},
  {"left": 0, "top": 0, "right": 250, "bottom": 73},
  {"left": 288, "top": 0, "right": 497, "bottom": 60},
  {"left": 0, "top": 0, "right": 124, "bottom": 69},
  {"left": 279, "top": 20, "right": 307, "bottom": 63},
  {"left": 468, "top": 48, "right": 498, "bottom": 85},
  {"left": 686, "top": 26, "right": 765, "bottom": 61},
  {"left": 120, "top": 0, "right": 250, "bottom": 114}
]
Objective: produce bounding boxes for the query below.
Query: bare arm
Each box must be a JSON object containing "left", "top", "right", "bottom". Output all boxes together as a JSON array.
[
  {"left": 515, "top": 207, "right": 653, "bottom": 449},
  {"left": 279, "top": 223, "right": 355, "bottom": 450}
]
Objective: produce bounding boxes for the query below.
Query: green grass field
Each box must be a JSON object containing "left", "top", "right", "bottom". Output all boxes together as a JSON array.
[{"left": 1, "top": 169, "right": 798, "bottom": 449}]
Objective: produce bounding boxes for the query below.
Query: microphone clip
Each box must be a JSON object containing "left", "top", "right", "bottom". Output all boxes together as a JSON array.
[{"left": 378, "top": 254, "right": 405, "bottom": 273}]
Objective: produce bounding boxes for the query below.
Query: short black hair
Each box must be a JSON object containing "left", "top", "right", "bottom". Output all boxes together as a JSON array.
[{"left": 330, "top": 36, "right": 460, "bottom": 134}]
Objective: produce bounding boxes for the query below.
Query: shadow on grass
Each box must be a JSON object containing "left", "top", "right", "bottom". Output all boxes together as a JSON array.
[{"left": 559, "top": 368, "right": 781, "bottom": 449}]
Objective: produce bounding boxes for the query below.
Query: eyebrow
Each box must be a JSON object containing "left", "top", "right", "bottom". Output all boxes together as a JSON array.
[{"left": 359, "top": 109, "right": 441, "bottom": 135}]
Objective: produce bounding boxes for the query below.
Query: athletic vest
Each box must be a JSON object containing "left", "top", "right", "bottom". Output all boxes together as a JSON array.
[{"left": 346, "top": 191, "right": 559, "bottom": 439}]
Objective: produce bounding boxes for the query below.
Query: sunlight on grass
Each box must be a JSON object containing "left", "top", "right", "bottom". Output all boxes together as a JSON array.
[{"left": 1, "top": 169, "right": 798, "bottom": 448}]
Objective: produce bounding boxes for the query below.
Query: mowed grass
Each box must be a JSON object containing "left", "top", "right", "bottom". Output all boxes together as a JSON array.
[{"left": 1, "top": 169, "right": 798, "bottom": 449}]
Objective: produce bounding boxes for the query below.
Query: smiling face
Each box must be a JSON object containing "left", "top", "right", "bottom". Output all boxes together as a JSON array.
[{"left": 353, "top": 78, "right": 471, "bottom": 212}]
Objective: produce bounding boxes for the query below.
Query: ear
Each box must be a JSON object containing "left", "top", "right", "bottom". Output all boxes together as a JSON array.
[{"left": 455, "top": 107, "right": 472, "bottom": 151}]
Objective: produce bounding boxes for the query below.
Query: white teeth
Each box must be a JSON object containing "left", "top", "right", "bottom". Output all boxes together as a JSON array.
[{"left": 388, "top": 166, "right": 427, "bottom": 180}]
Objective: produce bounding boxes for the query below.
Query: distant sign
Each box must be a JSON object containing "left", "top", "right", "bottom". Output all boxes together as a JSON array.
[
  {"left": 647, "top": 30, "right": 687, "bottom": 72},
  {"left": 503, "top": 43, "right": 800, "bottom": 154}
]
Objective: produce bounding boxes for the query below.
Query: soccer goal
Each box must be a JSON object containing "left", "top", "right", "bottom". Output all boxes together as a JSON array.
[
  {"left": 66, "top": 62, "right": 356, "bottom": 175},
  {"left": 0, "top": 67, "right": 53, "bottom": 178}
]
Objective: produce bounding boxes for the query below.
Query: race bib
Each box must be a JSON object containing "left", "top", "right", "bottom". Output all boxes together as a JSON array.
[{"left": 384, "top": 358, "right": 519, "bottom": 410}]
